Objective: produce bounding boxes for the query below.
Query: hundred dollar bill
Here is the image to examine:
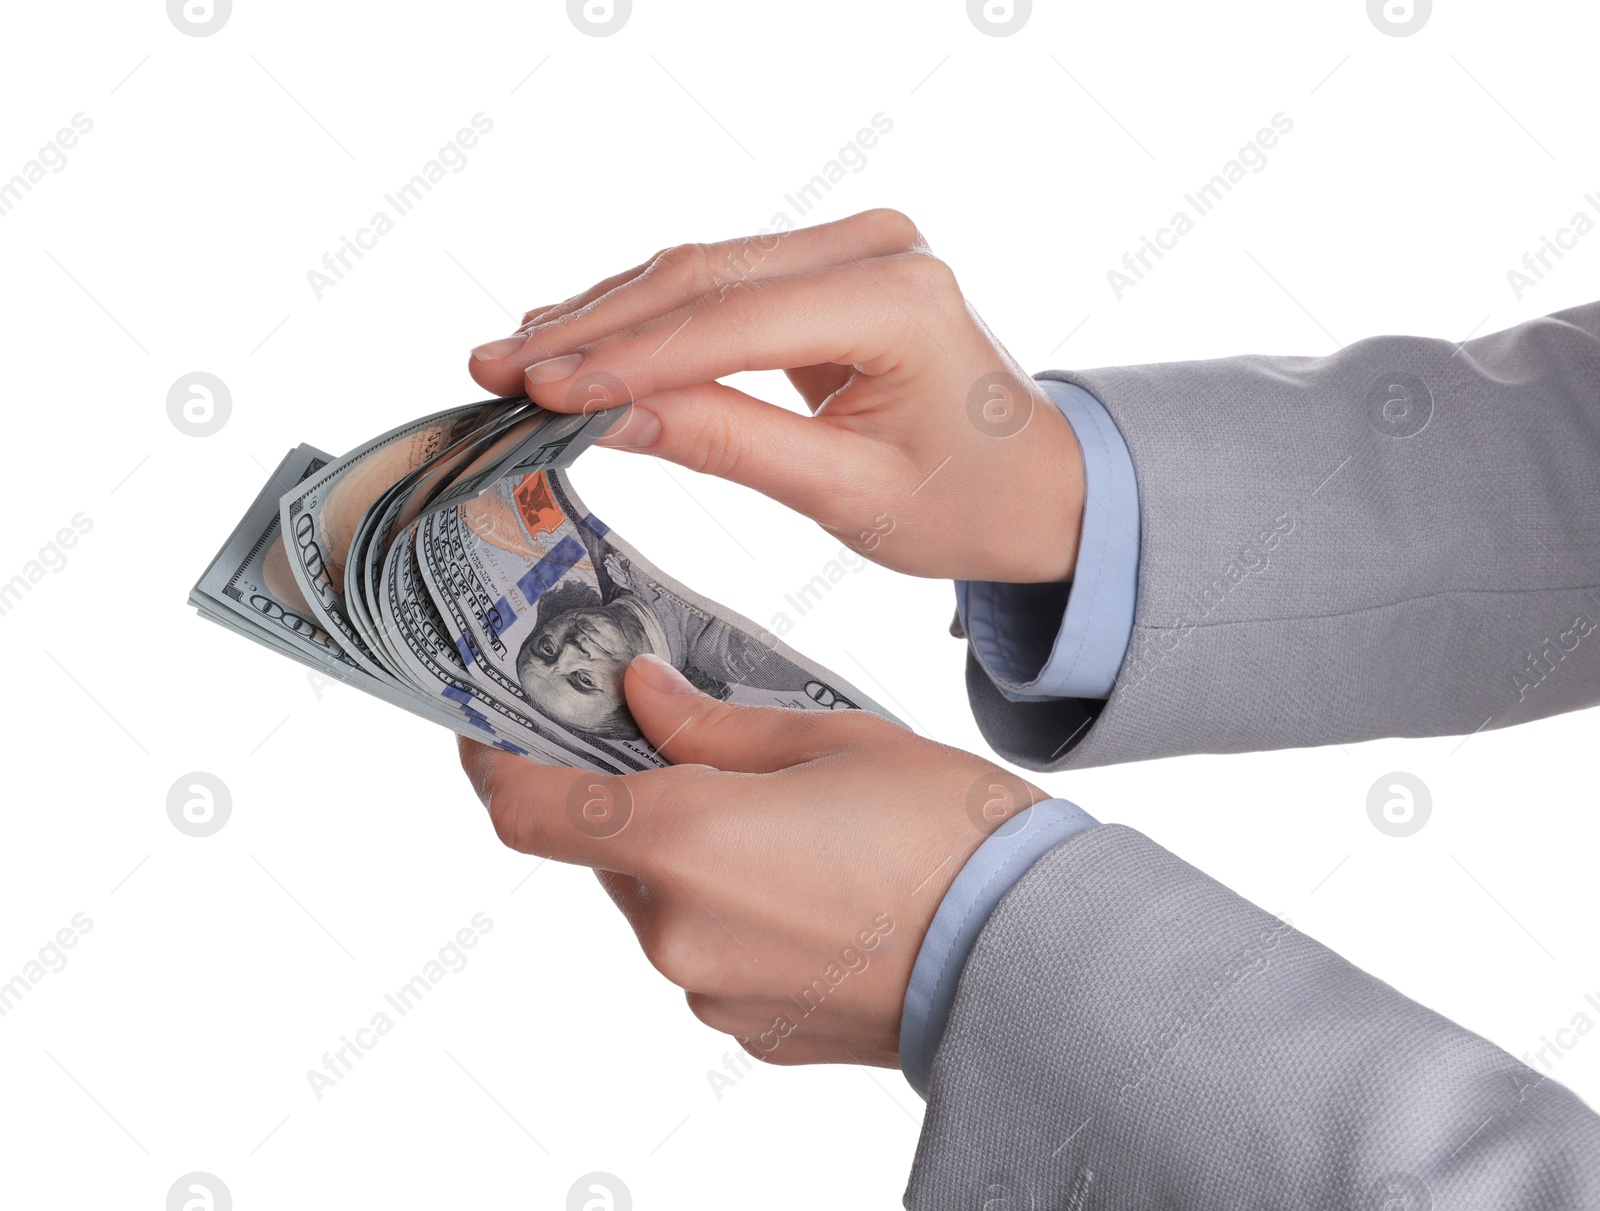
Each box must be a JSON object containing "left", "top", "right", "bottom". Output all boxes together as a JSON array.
[
  {"left": 190, "top": 445, "right": 529, "bottom": 744},
  {"left": 344, "top": 405, "right": 538, "bottom": 669},
  {"left": 381, "top": 509, "right": 604, "bottom": 765},
  {"left": 415, "top": 467, "right": 881, "bottom": 771},
  {"left": 396, "top": 411, "right": 681, "bottom": 770},
  {"left": 191, "top": 445, "right": 348, "bottom": 667},
  {"left": 352, "top": 404, "right": 608, "bottom": 637},
  {"left": 349, "top": 407, "right": 633, "bottom": 764},
  {"left": 195, "top": 397, "right": 898, "bottom": 774},
  {"left": 278, "top": 402, "right": 511, "bottom": 680},
  {"left": 375, "top": 497, "right": 622, "bottom": 766}
]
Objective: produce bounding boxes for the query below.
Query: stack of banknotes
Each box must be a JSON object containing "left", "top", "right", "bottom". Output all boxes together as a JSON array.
[{"left": 191, "top": 400, "right": 886, "bottom": 773}]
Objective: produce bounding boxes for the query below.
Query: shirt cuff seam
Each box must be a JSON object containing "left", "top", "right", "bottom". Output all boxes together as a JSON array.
[{"left": 1046, "top": 390, "right": 1119, "bottom": 687}]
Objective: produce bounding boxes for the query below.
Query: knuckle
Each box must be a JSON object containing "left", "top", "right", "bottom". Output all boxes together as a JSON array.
[
  {"left": 485, "top": 779, "right": 575, "bottom": 860},
  {"left": 685, "top": 992, "right": 741, "bottom": 1033},
  {"left": 869, "top": 253, "right": 962, "bottom": 338},
  {"left": 487, "top": 792, "right": 531, "bottom": 853},
  {"left": 893, "top": 251, "right": 960, "bottom": 299},
  {"left": 650, "top": 242, "right": 714, "bottom": 290},
  {"left": 859, "top": 207, "right": 921, "bottom": 250},
  {"left": 638, "top": 920, "right": 706, "bottom": 989},
  {"left": 681, "top": 408, "right": 748, "bottom": 480}
]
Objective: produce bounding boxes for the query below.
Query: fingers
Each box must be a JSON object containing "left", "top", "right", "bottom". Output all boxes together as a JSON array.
[
  {"left": 457, "top": 652, "right": 875, "bottom": 864},
  {"left": 466, "top": 210, "right": 925, "bottom": 395},
  {"left": 596, "top": 381, "right": 892, "bottom": 527},
  {"left": 496, "top": 252, "right": 956, "bottom": 452},
  {"left": 457, "top": 735, "right": 681, "bottom": 873},
  {"left": 466, "top": 268, "right": 657, "bottom": 385},
  {"left": 536, "top": 254, "right": 952, "bottom": 403},
  {"left": 523, "top": 210, "right": 924, "bottom": 362},
  {"left": 623, "top": 654, "right": 870, "bottom": 774}
]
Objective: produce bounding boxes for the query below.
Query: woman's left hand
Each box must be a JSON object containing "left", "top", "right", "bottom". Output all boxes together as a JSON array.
[{"left": 458, "top": 653, "right": 1045, "bottom": 1067}]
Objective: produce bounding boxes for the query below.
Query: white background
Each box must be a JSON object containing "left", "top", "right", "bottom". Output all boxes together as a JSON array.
[{"left": 1, "top": 1, "right": 1597, "bottom": 1207}]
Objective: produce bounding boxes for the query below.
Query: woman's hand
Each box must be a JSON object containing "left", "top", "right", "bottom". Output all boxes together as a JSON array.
[
  {"left": 458, "top": 654, "right": 1047, "bottom": 1067},
  {"left": 466, "top": 209, "right": 1085, "bottom": 584}
]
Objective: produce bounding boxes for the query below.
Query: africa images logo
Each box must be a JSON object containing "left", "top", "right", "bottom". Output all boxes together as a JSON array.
[
  {"left": 968, "top": 0, "right": 1031, "bottom": 37},
  {"left": 167, "top": 0, "right": 231, "bottom": 37},
  {"left": 1367, "top": 0, "right": 1431, "bottom": 37},
  {"left": 1367, "top": 772, "right": 1431, "bottom": 838},
  {"left": 568, "top": 0, "right": 631, "bottom": 37}
]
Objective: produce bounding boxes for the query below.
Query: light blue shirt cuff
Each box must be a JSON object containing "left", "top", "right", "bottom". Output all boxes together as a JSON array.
[
  {"left": 956, "top": 378, "right": 1140, "bottom": 702},
  {"left": 899, "top": 799, "right": 1100, "bottom": 1098}
]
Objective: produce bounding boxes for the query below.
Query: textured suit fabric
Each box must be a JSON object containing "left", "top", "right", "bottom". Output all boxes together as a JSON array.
[
  {"left": 905, "top": 825, "right": 1600, "bottom": 1210},
  {"left": 971, "top": 301, "right": 1600, "bottom": 771}
]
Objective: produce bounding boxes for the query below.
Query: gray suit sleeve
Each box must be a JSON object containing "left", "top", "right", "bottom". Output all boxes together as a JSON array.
[
  {"left": 972, "top": 301, "right": 1600, "bottom": 770},
  {"left": 905, "top": 824, "right": 1600, "bottom": 1210}
]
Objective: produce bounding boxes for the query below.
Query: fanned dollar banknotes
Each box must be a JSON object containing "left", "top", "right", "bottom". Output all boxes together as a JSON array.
[{"left": 191, "top": 399, "right": 888, "bottom": 772}]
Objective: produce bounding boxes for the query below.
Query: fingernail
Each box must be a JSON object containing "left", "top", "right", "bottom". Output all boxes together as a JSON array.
[
  {"left": 470, "top": 335, "right": 528, "bottom": 361},
  {"left": 632, "top": 653, "right": 698, "bottom": 696},
  {"left": 597, "top": 406, "right": 662, "bottom": 450},
  {"left": 524, "top": 352, "right": 585, "bottom": 385}
]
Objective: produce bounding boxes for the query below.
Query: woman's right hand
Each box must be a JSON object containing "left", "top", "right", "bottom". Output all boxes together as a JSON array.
[{"left": 465, "top": 209, "right": 1086, "bottom": 585}]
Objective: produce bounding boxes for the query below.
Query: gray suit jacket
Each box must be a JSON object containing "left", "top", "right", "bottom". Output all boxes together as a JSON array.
[
  {"left": 908, "top": 826, "right": 1600, "bottom": 1209},
  {"left": 915, "top": 304, "right": 1600, "bottom": 1208},
  {"left": 968, "top": 300, "right": 1600, "bottom": 772}
]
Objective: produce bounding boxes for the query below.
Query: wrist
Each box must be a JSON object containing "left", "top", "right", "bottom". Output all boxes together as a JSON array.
[{"left": 1003, "top": 394, "right": 1085, "bottom": 583}]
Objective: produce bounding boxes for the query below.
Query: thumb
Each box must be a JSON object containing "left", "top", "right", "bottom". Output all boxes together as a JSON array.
[
  {"left": 596, "top": 382, "right": 875, "bottom": 529},
  {"left": 625, "top": 653, "right": 849, "bottom": 773}
]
